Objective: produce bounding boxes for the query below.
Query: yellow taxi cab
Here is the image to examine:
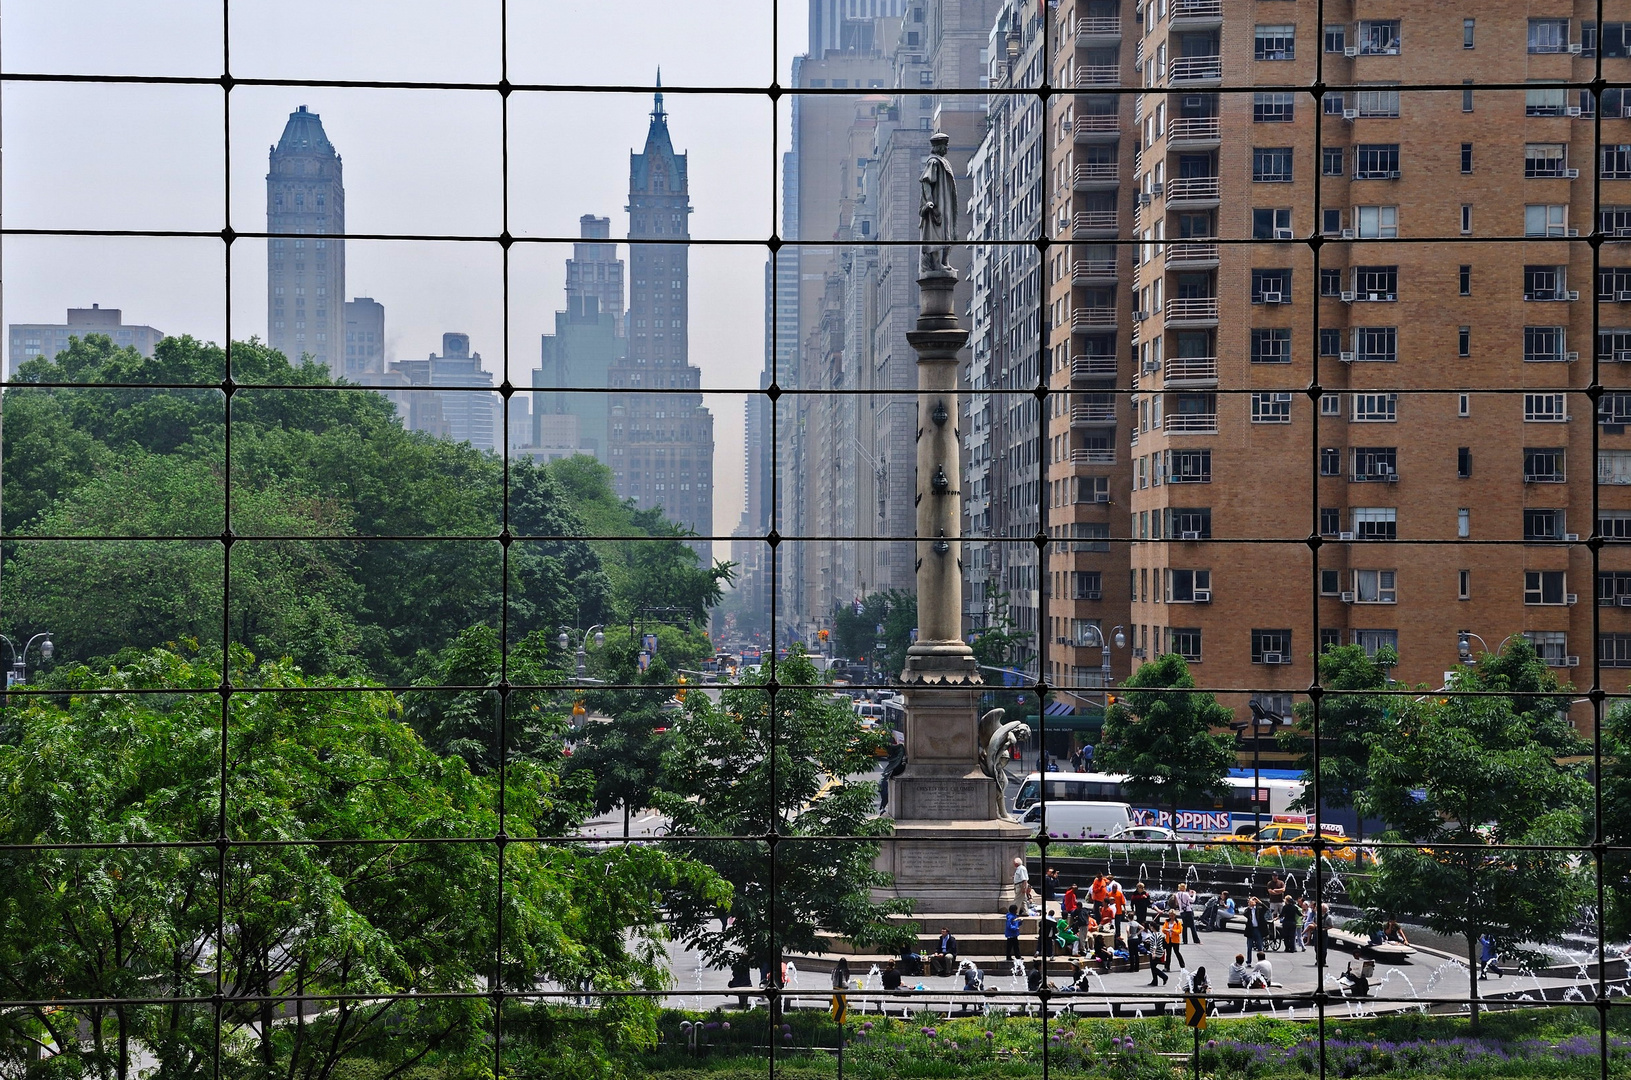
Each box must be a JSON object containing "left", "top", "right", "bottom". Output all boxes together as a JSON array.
[{"left": 1261, "top": 832, "right": 1378, "bottom": 866}]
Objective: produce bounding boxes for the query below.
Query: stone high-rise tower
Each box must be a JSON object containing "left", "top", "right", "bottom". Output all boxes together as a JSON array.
[
  {"left": 267, "top": 105, "right": 345, "bottom": 375},
  {"left": 611, "top": 80, "right": 714, "bottom": 547}
]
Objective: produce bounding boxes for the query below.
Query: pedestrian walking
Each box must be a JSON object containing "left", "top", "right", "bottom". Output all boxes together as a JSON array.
[
  {"left": 1314, "top": 903, "right": 1333, "bottom": 967},
  {"left": 1479, "top": 933, "right": 1505, "bottom": 979},
  {"left": 1279, "top": 893, "right": 1300, "bottom": 952},
  {"left": 1162, "top": 910, "right": 1186, "bottom": 970},
  {"left": 1147, "top": 924, "right": 1170, "bottom": 985},
  {"left": 1130, "top": 881, "right": 1152, "bottom": 927},
  {"left": 1180, "top": 883, "right": 1200, "bottom": 942},
  {"left": 1013, "top": 857, "right": 1033, "bottom": 912}
]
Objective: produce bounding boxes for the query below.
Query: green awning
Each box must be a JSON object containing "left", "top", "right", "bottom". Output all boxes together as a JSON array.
[{"left": 1019, "top": 710, "right": 1105, "bottom": 732}]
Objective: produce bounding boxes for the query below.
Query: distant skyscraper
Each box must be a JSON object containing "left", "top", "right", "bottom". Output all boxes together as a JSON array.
[
  {"left": 8, "top": 304, "right": 163, "bottom": 373},
  {"left": 534, "top": 215, "right": 626, "bottom": 460},
  {"left": 612, "top": 83, "right": 714, "bottom": 546},
  {"left": 342, "top": 297, "right": 384, "bottom": 378},
  {"left": 267, "top": 105, "right": 345, "bottom": 374},
  {"left": 809, "top": 0, "right": 906, "bottom": 55},
  {"left": 424, "top": 333, "right": 499, "bottom": 454}
]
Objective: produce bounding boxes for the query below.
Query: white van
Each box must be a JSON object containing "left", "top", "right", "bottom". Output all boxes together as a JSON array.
[
  {"left": 853, "top": 702, "right": 888, "bottom": 728},
  {"left": 1020, "top": 800, "right": 1132, "bottom": 839}
]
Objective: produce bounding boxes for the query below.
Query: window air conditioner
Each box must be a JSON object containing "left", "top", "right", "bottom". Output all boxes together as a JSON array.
[
  {"left": 1180, "top": 530, "right": 1202, "bottom": 540},
  {"left": 1133, "top": 648, "right": 1147, "bottom": 659},
  {"left": 1275, "top": 227, "right": 1295, "bottom": 239},
  {"left": 1617, "top": 350, "right": 1631, "bottom": 362},
  {"left": 1339, "top": 531, "right": 1356, "bottom": 541},
  {"left": 1567, "top": 351, "right": 1580, "bottom": 362},
  {"left": 1339, "top": 351, "right": 1356, "bottom": 363},
  {"left": 1569, "top": 43, "right": 1585, "bottom": 54},
  {"left": 1193, "top": 589, "right": 1211, "bottom": 603},
  {"left": 1261, "top": 291, "right": 1283, "bottom": 304},
  {"left": 1568, "top": 593, "right": 1580, "bottom": 605},
  {"left": 1566, "top": 655, "right": 1582, "bottom": 667},
  {"left": 1152, "top": 181, "right": 1164, "bottom": 195},
  {"left": 1092, "top": 491, "right": 1110, "bottom": 503},
  {"left": 1343, "top": 46, "right": 1359, "bottom": 57},
  {"left": 1133, "top": 310, "right": 1149, "bottom": 321},
  {"left": 1083, "top": 591, "right": 1103, "bottom": 600},
  {"left": 1262, "top": 652, "right": 1284, "bottom": 665},
  {"left": 1565, "top": 532, "right": 1581, "bottom": 542},
  {"left": 1385, "top": 170, "right": 1401, "bottom": 179},
  {"left": 1620, "top": 595, "right": 1631, "bottom": 607},
  {"left": 1340, "top": 228, "right": 1355, "bottom": 239},
  {"left": 1137, "top": 191, "right": 1152, "bottom": 206},
  {"left": 1567, "top": 106, "right": 1584, "bottom": 117},
  {"left": 1337, "top": 291, "right": 1355, "bottom": 302},
  {"left": 1568, "top": 228, "right": 1581, "bottom": 236},
  {"left": 1617, "top": 227, "right": 1631, "bottom": 237},
  {"left": 1618, "top": 292, "right": 1631, "bottom": 302},
  {"left": 1142, "top": 359, "right": 1161, "bottom": 373},
  {"left": 1384, "top": 471, "right": 1398, "bottom": 482},
  {"left": 1342, "top": 109, "right": 1359, "bottom": 121},
  {"left": 1565, "top": 168, "right": 1582, "bottom": 178},
  {"left": 1340, "top": 590, "right": 1357, "bottom": 602},
  {"left": 1567, "top": 290, "right": 1581, "bottom": 301}
]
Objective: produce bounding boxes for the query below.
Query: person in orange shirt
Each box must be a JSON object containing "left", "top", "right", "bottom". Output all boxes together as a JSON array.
[
  {"left": 1163, "top": 910, "right": 1187, "bottom": 970},
  {"left": 1089, "top": 874, "right": 1109, "bottom": 911}
]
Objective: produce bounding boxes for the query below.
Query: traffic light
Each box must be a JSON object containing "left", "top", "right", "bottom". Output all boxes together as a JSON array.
[
  {"left": 818, "top": 628, "right": 830, "bottom": 642},
  {"left": 676, "top": 674, "right": 688, "bottom": 702}
]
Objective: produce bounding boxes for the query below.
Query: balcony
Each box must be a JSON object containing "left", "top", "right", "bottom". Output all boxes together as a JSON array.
[
  {"left": 1165, "top": 412, "right": 1219, "bottom": 434},
  {"left": 1165, "top": 240, "right": 1219, "bottom": 267},
  {"left": 1073, "top": 111, "right": 1121, "bottom": 141},
  {"left": 1071, "top": 307, "right": 1119, "bottom": 331},
  {"left": 1071, "top": 356, "right": 1118, "bottom": 380},
  {"left": 1163, "top": 355, "right": 1219, "bottom": 386},
  {"left": 1070, "top": 447, "right": 1118, "bottom": 466},
  {"left": 1073, "top": 15, "right": 1122, "bottom": 43},
  {"left": 1165, "top": 175, "right": 1220, "bottom": 207},
  {"left": 1073, "top": 161, "right": 1121, "bottom": 188},
  {"left": 1170, "top": 0, "right": 1223, "bottom": 29},
  {"left": 1071, "top": 259, "right": 1118, "bottom": 284},
  {"left": 1166, "top": 116, "right": 1221, "bottom": 147},
  {"left": 1071, "top": 403, "right": 1117, "bottom": 426},
  {"left": 1072, "top": 210, "right": 1119, "bottom": 236},
  {"left": 1164, "top": 296, "right": 1219, "bottom": 326},
  {"left": 1168, "top": 55, "right": 1223, "bottom": 85},
  {"left": 1075, "top": 65, "right": 1121, "bottom": 88}
]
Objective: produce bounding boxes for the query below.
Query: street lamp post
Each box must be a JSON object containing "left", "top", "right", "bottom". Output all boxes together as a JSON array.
[
  {"left": 0, "top": 632, "right": 53, "bottom": 688},
  {"left": 1077, "top": 623, "right": 1126, "bottom": 711},
  {"left": 1244, "top": 701, "right": 1283, "bottom": 837},
  {"left": 1456, "top": 630, "right": 1525, "bottom": 665},
  {"left": 558, "top": 625, "right": 605, "bottom": 679}
]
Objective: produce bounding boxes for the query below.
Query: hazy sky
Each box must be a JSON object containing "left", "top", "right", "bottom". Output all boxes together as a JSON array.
[{"left": 2, "top": 1, "right": 814, "bottom": 553}]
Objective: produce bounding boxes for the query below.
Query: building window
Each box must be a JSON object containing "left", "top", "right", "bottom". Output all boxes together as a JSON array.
[
  {"left": 1523, "top": 265, "right": 1568, "bottom": 301},
  {"left": 1352, "top": 326, "right": 1398, "bottom": 362},
  {"left": 1255, "top": 25, "right": 1296, "bottom": 60},
  {"left": 1458, "top": 447, "right": 1472, "bottom": 478},
  {"left": 1461, "top": 144, "right": 1473, "bottom": 173},
  {"left": 1171, "top": 628, "right": 1203, "bottom": 662},
  {"left": 1351, "top": 446, "right": 1397, "bottom": 481},
  {"left": 1604, "top": 510, "right": 1631, "bottom": 538},
  {"left": 1320, "top": 569, "right": 1340, "bottom": 595},
  {"left": 1602, "top": 635, "right": 1631, "bottom": 667},
  {"left": 1324, "top": 25, "right": 1346, "bottom": 53},
  {"left": 1319, "top": 508, "right": 1341, "bottom": 536},
  {"left": 1354, "top": 144, "right": 1401, "bottom": 179},
  {"left": 1353, "top": 569, "right": 1397, "bottom": 603},
  {"left": 1352, "top": 629, "right": 1399, "bottom": 658},
  {"left": 1524, "top": 326, "right": 1568, "bottom": 363},
  {"left": 1459, "top": 265, "right": 1472, "bottom": 295},
  {"left": 1319, "top": 328, "right": 1343, "bottom": 356},
  {"left": 1252, "top": 393, "right": 1293, "bottom": 423},
  {"left": 1169, "top": 449, "right": 1211, "bottom": 483},
  {"left": 1524, "top": 447, "right": 1567, "bottom": 482},
  {"left": 1603, "top": 146, "right": 1631, "bottom": 180},
  {"left": 1463, "top": 83, "right": 1475, "bottom": 112},
  {"left": 1320, "top": 628, "right": 1343, "bottom": 651},
  {"left": 1356, "top": 88, "right": 1400, "bottom": 118},
  {"left": 1464, "top": 18, "right": 1476, "bottom": 48},
  {"left": 1601, "top": 330, "right": 1631, "bottom": 362},
  {"left": 1524, "top": 570, "right": 1568, "bottom": 605},
  {"left": 1525, "top": 508, "right": 1566, "bottom": 541},
  {"left": 1252, "top": 92, "right": 1296, "bottom": 123},
  {"left": 1528, "top": 18, "right": 1571, "bottom": 54},
  {"left": 1251, "top": 268, "right": 1292, "bottom": 303},
  {"left": 1459, "top": 509, "right": 1471, "bottom": 537},
  {"left": 1073, "top": 571, "right": 1103, "bottom": 600},
  {"left": 1526, "top": 86, "right": 1568, "bottom": 117},
  {"left": 1526, "top": 144, "right": 1568, "bottom": 178},
  {"left": 1526, "top": 631, "right": 1569, "bottom": 666},
  {"left": 1599, "top": 268, "right": 1631, "bottom": 300},
  {"left": 1170, "top": 508, "right": 1211, "bottom": 539},
  {"left": 1168, "top": 569, "right": 1211, "bottom": 603},
  {"left": 1357, "top": 20, "right": 1401, "bottom": 55},
  {"left": 1320, "top": 448, "right": 1341, "bottom": 476},
  {"left": 1322, "top": 147, "right": 1344, "bottom": 176},
  {"left": 1459, "top": 570, "right": 1471, "bottom": 599},
  {"left": 1252, "top": 208, "right": 1293, "bottom": 238},
  {"left": 1251, "top": 629, "right": 1292, "bottom": 664},
  {"left": 1354, "top": 205, "right": 1397, "bottom": 238},
  {"left": 1320, "top": 394, "right": 1341, "bottom": 416},
  {"left": 1524, "top": 393, "right": 1569, "bottom": 422},
  {"left": 1253, "top": 147, "right": 1294, "bottom": 183},
  {"left": 1250, "top": 328, "right": 1292, "bottom": 363},
  {"left": 1600, "top": 392, "right": 1631, "bottom": 426},
  {"left": 1320, "top": 268, "right": 1342, "bottom": 296},
  {"left": 1604, "top": 206, "right": 1631, "bottom": 236},
  {"left": 1352, "top": 507, "right": 1397, "bottom": 540},
  {"left": 1599, "top": 450, "right": 1631, "bottom": 485},
  {"left": 1526, "top": 205, "right": 1565, "bottom": 236},
  {"left": 1461, "top": 204, "right": 1473, "bottom": 234},
  {"left": 1353, "top": 266, "right": 1397, "bottom": 300}
]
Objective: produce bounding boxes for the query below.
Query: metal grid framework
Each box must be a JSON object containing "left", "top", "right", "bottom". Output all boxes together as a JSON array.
[{"left": 2, "top": 0, "right": 1631, "bottom": 1077}]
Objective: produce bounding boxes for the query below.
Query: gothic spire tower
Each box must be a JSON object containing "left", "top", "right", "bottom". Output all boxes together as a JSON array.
[
  {"left": 266, "top": 105, "right": 345, "bottom": 375},
  {"left": 612, "top": 76, "right": 714, "bottom": 549}
]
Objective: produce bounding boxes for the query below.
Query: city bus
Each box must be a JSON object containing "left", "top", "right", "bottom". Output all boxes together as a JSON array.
[{"left": 1012, "top": 769, "right": 1305, "bottom": 835}]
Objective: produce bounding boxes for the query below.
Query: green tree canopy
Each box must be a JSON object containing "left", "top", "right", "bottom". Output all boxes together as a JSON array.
[
  {"left": 1096, "top": 653, "right": 1235, "bottom": 821},
  {"left": 652, "top": 648, "right": 914, "bottom": 978},
  {"left": 1355, "top": 654, "right": 1589, "bottom": 1032},
  {"left": 1284, "top": 644, "right": 1395, "bottom": 836}
]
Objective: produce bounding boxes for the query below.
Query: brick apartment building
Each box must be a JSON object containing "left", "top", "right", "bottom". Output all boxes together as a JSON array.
[{"left": 1044, "top": 0, "right": 1631, "bottom": 723}]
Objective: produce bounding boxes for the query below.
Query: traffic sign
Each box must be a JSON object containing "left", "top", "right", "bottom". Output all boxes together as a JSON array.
[
  {"left": 829, "top": 993, "right": 847, "bottom": 1024},
  {"left": 1184, "top": 996, "right": 1206, "bottom": 1029}
]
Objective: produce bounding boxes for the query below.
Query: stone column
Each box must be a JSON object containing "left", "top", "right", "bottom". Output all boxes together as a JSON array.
[{"left": 876, "top": 267, "right": 1030, "bottom": 914}]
